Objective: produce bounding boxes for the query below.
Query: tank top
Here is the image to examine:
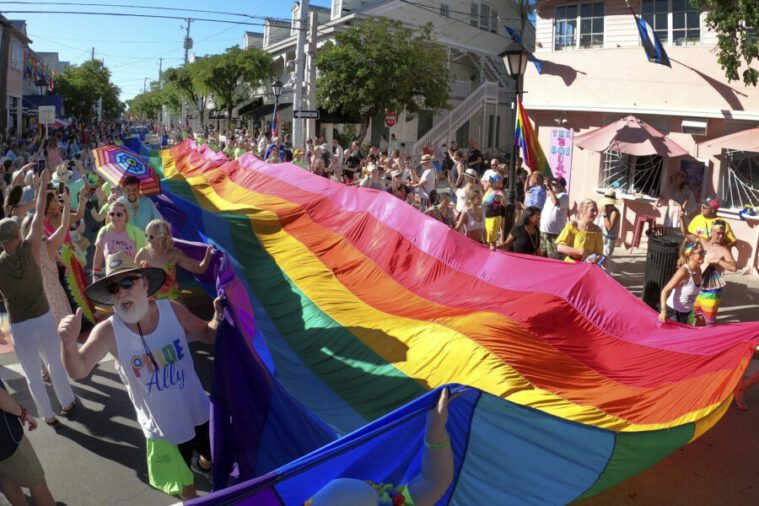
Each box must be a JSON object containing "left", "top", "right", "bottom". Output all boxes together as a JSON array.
[
  {"left": 0, "top": 241, "right": 50, "bottom": 323},
  {"left": 667, "top": 265, "right": 701, "bottom": 313},
  {"left": 111, "top": 299, "right": 210, "bottom": 443},
  {"left": 465, "top": 209, "right": 484, "bottom": 231}
]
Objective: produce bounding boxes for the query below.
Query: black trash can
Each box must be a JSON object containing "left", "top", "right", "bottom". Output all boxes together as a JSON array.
[{"left": 642, "top": 234, "right": 683, "bottom": 309}]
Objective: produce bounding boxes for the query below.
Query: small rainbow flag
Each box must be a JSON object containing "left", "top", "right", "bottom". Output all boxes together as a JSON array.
[{"left": 515, "top": 96, "right": 552, "bottom": 177}]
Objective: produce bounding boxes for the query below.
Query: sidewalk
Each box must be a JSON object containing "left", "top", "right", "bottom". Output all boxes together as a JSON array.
[{"left": 606, "top": 245, "right": 759, "bottom": 324}]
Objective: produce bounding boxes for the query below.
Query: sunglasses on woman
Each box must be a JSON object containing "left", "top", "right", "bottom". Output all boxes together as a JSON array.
[
  {"left": 109, "top": 212, "right": 124, "bottom": 217},
  {"left": 106, "top": 276, "right": 141, "bottom": 295}
]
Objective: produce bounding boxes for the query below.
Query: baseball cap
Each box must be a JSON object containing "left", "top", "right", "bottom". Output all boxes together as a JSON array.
[{"left": 704, "top": 197, "right": 720, "bottom": 209}]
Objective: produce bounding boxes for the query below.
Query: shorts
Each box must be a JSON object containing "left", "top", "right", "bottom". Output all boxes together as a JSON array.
[
  {"left": 541, "top": 233, "right": 559, "bottom": 258},
  {"left": 146, "top": 422, "right": 211, "bottom": 496},
  {"left": 0, "top": 435, "right": 45, "bottom": 488},
  {"left": 485, "top": 216, "right": 502, "bottom": 244}
]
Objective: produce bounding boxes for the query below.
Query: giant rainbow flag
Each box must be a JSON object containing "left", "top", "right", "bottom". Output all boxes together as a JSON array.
[{"left": 146, "top": 139, "right": 759, "bottom": 504}]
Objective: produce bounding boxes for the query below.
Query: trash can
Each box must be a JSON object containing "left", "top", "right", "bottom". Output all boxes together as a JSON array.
[{"left": 642, "top": 234, "right": 683, "bottom": 309}]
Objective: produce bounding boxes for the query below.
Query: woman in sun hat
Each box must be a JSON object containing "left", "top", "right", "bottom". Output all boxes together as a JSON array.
[{"left": 598, "top": 189, "right": 621, "bottom": 259}]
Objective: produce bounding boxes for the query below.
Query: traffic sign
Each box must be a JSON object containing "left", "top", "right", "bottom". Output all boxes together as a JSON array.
[
  {"left": 385, "top": 110, "right": 397, "bottom": 127},
  {"left": 294, "top": 109, "right": 319, "bottom": 119}
]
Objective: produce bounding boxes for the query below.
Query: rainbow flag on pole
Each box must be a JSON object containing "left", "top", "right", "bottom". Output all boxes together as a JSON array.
[{"left": 515, "top": 97, "right": 552, "bottom": 177}]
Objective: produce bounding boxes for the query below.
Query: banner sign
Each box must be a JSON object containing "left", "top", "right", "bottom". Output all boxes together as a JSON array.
[{"left": 549, "top": 128, "right": 573, "bottom": 190}]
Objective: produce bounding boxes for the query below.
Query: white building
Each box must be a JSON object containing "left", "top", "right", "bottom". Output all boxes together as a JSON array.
[{"left": 238, "top": 0, "right": 535, "bottom": 154}]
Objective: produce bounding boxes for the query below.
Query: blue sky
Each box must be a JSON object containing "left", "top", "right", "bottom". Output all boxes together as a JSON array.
[{"left": 5, "top": 0, "right": 329, "bottom": 101}]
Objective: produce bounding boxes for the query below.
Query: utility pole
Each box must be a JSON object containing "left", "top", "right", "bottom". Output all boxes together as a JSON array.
[
  {"left": 305, "top": 10, "right": 318, "bottom": 144},
  {"left": 158, "top": 57, "right": 164, "bottom": 128},
  {"left": 181, "top": 18, "right": 193, "bottom": 128},
  {"left": 91, "top": 47, "right": 95, "bottom": 61},
  {"left": 292, "top": 0, "right": 309, "bottom": 152}
]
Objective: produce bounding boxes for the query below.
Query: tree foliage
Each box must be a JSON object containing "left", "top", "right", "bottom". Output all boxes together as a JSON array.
[
  {"left": 126, "top": 82, "right": 162, "bottom": 120},
  {"left": 163, "top": 65, "right": 207, "bottom": 127},
  {"left": 191, "top": 46, "right": 273, "bottom": 123},
  {"left": 702, "top": 0, "right": 759, "bottom": 85},
  {"left": 56, "top": 60, "right": 123, "bottom": 121},
  {"left": 315, "top": 18, "right": 450, "bottom": 143}
]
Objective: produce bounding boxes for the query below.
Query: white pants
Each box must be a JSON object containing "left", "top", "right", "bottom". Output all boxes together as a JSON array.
[{"left": 10, "top": 311, "right": 75, "bottom": 419}]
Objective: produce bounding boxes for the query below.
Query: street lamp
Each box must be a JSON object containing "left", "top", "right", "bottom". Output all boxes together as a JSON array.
[
  {"left": 499, "top": 40, "right": 530, "bottom": 238},
  {"left": 35, "top": 78, "right": 47, "bottom": 96},
  {"left": 271, "top": 79, "right": 283, "bottom": 136}
]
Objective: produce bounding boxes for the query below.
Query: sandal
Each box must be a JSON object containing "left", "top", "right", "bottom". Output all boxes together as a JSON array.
[
  {"left": 60, "top": 400, "right": 77, "bottom": 417},
  {"left": 41, "top": 369, "right": 50, "bottom": 383},
  {"left": 46, "top": 417, "right": 61, "bottom": 428}
]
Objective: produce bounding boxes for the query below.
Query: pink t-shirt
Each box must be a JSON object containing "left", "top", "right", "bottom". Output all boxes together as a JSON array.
[{"left": 96, "top": 228, "right": 138, "bottom": 259}]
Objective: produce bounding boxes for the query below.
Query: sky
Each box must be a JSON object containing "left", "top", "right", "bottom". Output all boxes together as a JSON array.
[{"left": 3, "top": 0, "right": 330, "bottom": 101}]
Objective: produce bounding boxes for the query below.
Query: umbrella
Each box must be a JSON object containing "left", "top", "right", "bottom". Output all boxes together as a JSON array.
[
  {"left": 574, "top": 115, "right": 689, "bottom": 157},
  {"left": 92, "top": 145, "right": 161, "bottom": 195},
  {"left": 699, "top": 126, "right": 759, "bottom": 152}
]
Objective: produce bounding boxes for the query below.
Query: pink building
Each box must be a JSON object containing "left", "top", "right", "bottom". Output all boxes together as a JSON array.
[{"left": 524, "top": 0, "right": 759, "bottom": 274}]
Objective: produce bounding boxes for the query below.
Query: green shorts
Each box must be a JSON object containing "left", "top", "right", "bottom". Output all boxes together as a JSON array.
[
  {"left": 0, "top": 435, "right": 45, "bottom": 488},
  {"left": 146, "top": 438, "right": 193, "bottom": 496}
]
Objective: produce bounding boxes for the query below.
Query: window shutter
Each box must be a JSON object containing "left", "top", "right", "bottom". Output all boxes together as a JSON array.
[
  {"left": 480, "top": 4, "right": 491, "bottom": 30},
  {"left": 470, "top": 3, "right": 479, "bottom": 27}
]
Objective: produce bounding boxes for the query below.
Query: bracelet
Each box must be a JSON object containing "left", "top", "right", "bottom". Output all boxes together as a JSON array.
[
  {"left": 424, "top": 436, "right": 450, "bottom": 450},
  {"left": 19, "top": 406, "right": 27, "bottom": 419}
]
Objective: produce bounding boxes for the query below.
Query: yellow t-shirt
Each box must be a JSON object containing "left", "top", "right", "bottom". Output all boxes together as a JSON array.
[
  {"left": 687, "top": 215, "right": 737, "bottom": 244},
  {"left": 555, "top": 222, "right": 603, "bottom": 262}
]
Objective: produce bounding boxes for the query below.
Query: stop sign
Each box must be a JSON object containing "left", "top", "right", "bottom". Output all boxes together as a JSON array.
[{"left": 385, "top": 110, "right": 397, "bottom": 127}]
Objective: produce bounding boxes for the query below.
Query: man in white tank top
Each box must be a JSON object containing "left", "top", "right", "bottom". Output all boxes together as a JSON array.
[{"left": 57, "top": 251, "right": 223, "bottom": 500}]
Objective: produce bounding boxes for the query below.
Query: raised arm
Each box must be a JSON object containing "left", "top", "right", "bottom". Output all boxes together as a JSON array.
[
  {"left": 170, "top": 298, "right": 223, "bottom": 345},
  {"left": 25, "top": 169, "right": 51, "bottom": 252},
  {"left": 407, "top": 388, "right": 455, "bottom": 506},
  {"left": 175, "top": 246, "right": 213, "bottom": 275},
  {"left": 59, "top": 309, "right": 115, "bottom": 380},
  {"left": 47, "top": 195, "right": 71, "bottom": 253}
]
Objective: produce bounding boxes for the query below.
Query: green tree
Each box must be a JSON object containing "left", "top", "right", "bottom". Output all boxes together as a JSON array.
[
  {"left": 190, "top": 46, "right": 272, "bottom": 125},
  {"left": 163, "top": 65, "right": 207, "bottom": 127},
  {"left": 315, "top": 18, "right": 450, "bottom": 144},
  {"left": 56, "top": 60, "right": 123, "bottom": 121},
  {"left": 701, "top": 0, "right": 759, "bottom": 85},
  {"left": 126, "top": 83, "right": 163, "bottom": 120}
]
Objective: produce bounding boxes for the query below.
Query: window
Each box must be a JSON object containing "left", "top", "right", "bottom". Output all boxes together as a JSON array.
[
  {"left": 641, "top": 0, "right": 700, "bottom": 46},
  {"left": 671, "top": 0, "right": 700, "bottom": 45},
  {"left": 470, "top": 3, "right": 497, "bottom": 33},
  {"left": 600, "top": 151, "right": 663, "bottom": 198},
  {"left": 554, "top": 3, "right": 604, "bottom": 50},
  {"left": 719, "top": 149, "right": 759, "bottom": 210},
  {"left": 440, "top": 3, "right": 450, "bottom": 17}
]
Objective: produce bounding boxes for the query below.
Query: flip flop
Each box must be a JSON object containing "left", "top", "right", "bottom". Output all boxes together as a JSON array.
[
  {"left": 732, "top": 398, "right": 749, "bottom": 411},
  {"left": 46, "top": 417, "right": 62, "bottom": 428},
  {"left": 60, "top": 400, "right": 77, "bottom": 417}
]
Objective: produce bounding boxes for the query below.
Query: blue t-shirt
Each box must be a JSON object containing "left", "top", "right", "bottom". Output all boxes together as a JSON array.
[
  {"left": 117, "top": 195, "right": 162, "bottom": 231},
  {"left": 525, "top": 185, "right": 547, "bottom": 209}
]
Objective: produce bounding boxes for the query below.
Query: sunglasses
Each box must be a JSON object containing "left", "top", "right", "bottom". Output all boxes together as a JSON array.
[
  {"left": 109, "top": 212, "right": 124, "bottom": 217},
  {"left": 106, "top": 276, "right": 142, "bottom": 295}
]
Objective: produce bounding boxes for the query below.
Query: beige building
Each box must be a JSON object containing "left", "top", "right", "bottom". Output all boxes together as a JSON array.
[{"left": 524, "top": 0, "right": 759, "bottom": 273}]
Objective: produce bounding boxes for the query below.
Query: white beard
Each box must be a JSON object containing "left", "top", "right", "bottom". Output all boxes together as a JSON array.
[{"left": 114, "top": 294, "right": 150, "bottom": 324}]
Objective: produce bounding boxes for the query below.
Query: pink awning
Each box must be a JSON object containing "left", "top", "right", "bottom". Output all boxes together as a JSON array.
[
  {"left": 699, "top": 126, "right": 759, "bottom": 152},
  {"left": 574, "top": 115, "right": 689, "bottom": 157}
]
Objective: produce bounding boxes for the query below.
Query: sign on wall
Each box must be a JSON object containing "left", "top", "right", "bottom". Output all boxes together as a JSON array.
[
  {"left": 38, "top": 105, "right": 55, "bottom": 125},
  {"left": 549, "top": 128, "right": 574, "bottom": 190}
]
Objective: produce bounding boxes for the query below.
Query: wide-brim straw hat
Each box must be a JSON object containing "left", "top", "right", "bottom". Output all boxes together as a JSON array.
[
  {"left": 600, "top": 189, "right": 621, "bottom": 206},
  {"left": 463, "top": 168, "right": 478, "bottom": 179},
  {"left": 85, "top": 251, "right": 166, "bottom": 305}
]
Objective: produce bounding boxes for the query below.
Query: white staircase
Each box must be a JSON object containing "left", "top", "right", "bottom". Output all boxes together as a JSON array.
[
  {"left": 412, "top": 81, "right": 501, "bottom": 155},
  {"left": 484, "top": 56, "right": 511, "bottom": 90}
]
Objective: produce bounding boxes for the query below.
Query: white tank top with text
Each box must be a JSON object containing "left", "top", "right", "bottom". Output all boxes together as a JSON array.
[{"left": 112, "top": 299, "right": 210, "bottom": 443}]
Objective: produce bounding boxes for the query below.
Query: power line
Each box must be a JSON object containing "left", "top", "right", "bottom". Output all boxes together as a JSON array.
[
  {"left": 0, "top": 10, "right": 305, "bottom": 29},
  {"left": 0, "top": 1, "right": 291, "bottom": 23}
]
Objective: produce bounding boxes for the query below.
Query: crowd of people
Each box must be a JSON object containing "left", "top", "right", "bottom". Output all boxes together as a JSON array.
[{"left": 0, "top": 121, "right": 755, "bottom": 504}]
